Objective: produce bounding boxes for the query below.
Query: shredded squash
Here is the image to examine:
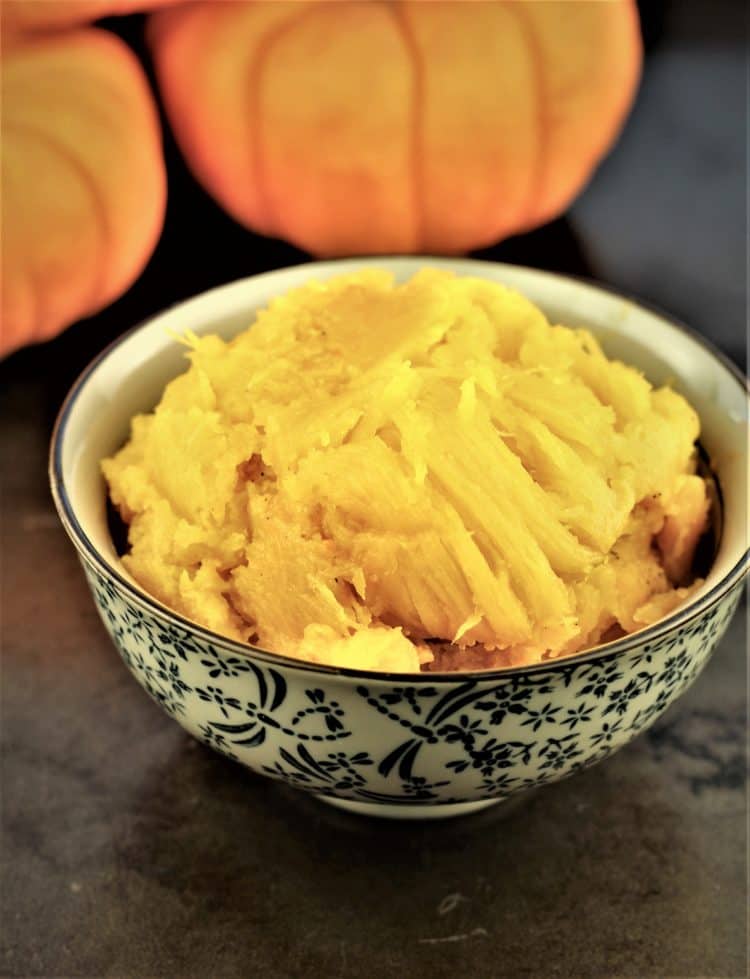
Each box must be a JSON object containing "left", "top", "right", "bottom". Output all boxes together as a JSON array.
[{"left": 103, "top": 270, "right": 709, "bottom": 672}]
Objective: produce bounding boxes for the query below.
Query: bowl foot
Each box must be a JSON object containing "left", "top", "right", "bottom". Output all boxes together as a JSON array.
[{"left": 318, "top": 796, "right": 503, "bottom": 820}]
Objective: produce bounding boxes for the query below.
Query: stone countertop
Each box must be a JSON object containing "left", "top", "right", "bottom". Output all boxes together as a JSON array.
[{"left": 1, "top": 2, "right": 747, "bottom": 976}]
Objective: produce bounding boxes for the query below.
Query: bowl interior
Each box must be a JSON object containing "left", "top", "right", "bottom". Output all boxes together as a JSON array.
[{"left": 53, "top": 258, "right": 749, "bottom": 636}]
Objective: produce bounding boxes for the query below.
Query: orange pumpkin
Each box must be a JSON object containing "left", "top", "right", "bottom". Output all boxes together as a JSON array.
[
  {"left": 1, "top": 0, "right": 182, "bottom": 34},
  {"left": 1, "top": 29, "right": 166, "bottom": 356},
  {"left": 150, "top": 0, "right": 641, "bottom": 256}
]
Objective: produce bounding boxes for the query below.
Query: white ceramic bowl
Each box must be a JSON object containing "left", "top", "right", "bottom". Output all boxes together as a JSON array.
[{"left": 50, "top": 258, "right": 749, "bottom": 819}]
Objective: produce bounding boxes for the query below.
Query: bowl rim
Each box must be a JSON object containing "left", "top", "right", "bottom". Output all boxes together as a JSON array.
[{"left": 49, "top": 257, "right": 749, "bottom": 683}]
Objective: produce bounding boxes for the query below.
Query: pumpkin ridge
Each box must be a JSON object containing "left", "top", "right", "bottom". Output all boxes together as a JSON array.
[
  {"left": 503, "top": 0, "right": 548, "bottom": 231},
  {"left": 249, "top": 2, "right": 324, "bottom": 242},
  {"left": 387, "top": 1, "right": 424, "bottom": 252},
  {"left": 11, "top": 28, "right": 155, "bottom": 116},
  {"left": 3, "top": 119, "right": 110, "bottom": 341}
]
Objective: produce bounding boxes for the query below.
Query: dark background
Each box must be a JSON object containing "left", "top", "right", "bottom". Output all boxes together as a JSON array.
[{"left": 2, "top": 2, "right": 747, "bottom": 977}]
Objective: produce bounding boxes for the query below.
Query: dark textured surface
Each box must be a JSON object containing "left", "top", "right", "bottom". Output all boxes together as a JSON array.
[
  {"left": 1, "top": 1, "right": 747, "bottom": 976},
  {"left": 1, "top": 414, "right": 747, "bottom": 977}
]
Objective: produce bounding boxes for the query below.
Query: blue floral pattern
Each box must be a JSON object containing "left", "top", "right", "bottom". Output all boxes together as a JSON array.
[{"left": 85, "top": 563, "right": 743, "bottom": 807}]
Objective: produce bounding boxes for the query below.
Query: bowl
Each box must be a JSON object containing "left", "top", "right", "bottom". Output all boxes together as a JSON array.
[{"left": 50, "top": 258, "right": 749, "bottom": 819}]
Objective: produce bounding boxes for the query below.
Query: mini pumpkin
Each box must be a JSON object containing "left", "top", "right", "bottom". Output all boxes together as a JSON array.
[
  {"left": 150, "top": 0, "right": 641, "bottom": 256},
  {"left": 1, "top": 29, "right": 166, "bottom": 356}
]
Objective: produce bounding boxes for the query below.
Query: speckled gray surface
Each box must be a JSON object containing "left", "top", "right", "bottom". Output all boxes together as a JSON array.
[{"left": 1, "top": 2, "right": 747, "bottom": 975}]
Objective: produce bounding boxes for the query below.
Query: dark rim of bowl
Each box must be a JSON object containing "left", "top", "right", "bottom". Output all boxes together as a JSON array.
[{"left": 49, "top": 258, "right": 750, "bottom": 683}]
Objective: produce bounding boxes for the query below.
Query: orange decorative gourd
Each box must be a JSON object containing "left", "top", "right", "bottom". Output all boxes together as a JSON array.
[
  {"left": 1, "top": 30, "right": 166, "bottom": 356},
  {"left": 150, "top": 0, "right": 641, "bottom": 256},
  {"left": 1, "top": 0, "right": 182, "bottom": 34}
]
